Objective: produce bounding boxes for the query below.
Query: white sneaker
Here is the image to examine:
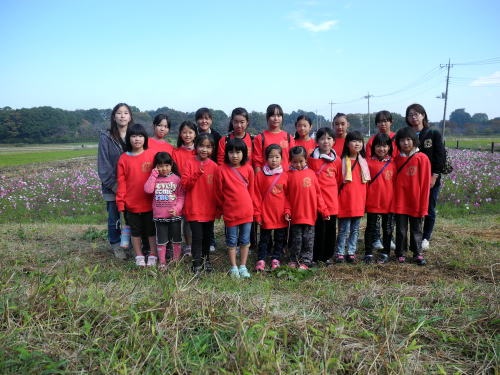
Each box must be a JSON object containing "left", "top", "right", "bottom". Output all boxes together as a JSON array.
[
  {"left": 135, "top": 256, "right": 146, "bottom": 267},
  {"left": 390, "top": 241, "right": 396, "bottom": 250},
  {"left": 147, "top": 255, "right": 157, "bottom": 267},
  {"left": 372, "top": 240, "right": 384, "bottom": 250},
  {"left": 209, "top": 245, "right": 216, "bottom": 253},
  {"left": 421, "top": 239, "right": 430, "bottom": 250}
]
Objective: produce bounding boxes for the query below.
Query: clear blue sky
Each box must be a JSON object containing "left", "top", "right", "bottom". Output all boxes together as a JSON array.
[{"left": 1, "top": 0, "right": 499, "bottom": 122}]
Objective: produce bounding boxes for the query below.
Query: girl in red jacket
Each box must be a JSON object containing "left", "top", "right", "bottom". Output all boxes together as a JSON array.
[
  {"left": 182, "top": 134, "right": 218, "bottom": 275},
  {"left": 173, "top": 120, "right": 198, "bottom": 256},
  {"left": 252, "top": 104, "right": 294, "bottom": 172},
  {"left": 335, "top": 131, "right": 371, "bottom": 263},
  {"left": 215, "top": 138, "right": 254, "bottom": 278},
  {"left": 392, "top": 127, "right": 431, "bottom": 265},
  {"left": 364, "top": 133, "right": 396, "bottom": 264},
  {"left": 287, "top": 146, "right": 329, "bottom": 270},
  {"left": 307, "top": 127, "right": 341, "bottom": 263},
  {"left": 293, "top": 115, "right": 316, "bottom": 156},
  {"left": 116, "top": 124, "right": 156, "bottom": 267},
  {"left": 144, "top": 151, "right": 184, "bottom": 269},
  {"left": 253, "top": 144, "right": 290, "bottom": 271}
]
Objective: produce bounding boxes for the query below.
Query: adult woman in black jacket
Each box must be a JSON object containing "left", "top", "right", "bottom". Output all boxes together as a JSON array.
[{"left": 405, "top": 104, "right": 446, "bottom": 250}]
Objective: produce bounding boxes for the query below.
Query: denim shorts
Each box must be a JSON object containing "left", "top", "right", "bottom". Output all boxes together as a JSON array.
[{"left": 225, "top": 222, "right": 252, "bottom": 248}]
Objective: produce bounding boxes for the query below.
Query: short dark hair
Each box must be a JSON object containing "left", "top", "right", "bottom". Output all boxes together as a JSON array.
[
  {"left": 395, "top": 127, "right": 420, "bottom": 151},
  {"left": 266, "top": 104, "right": 284, "bottom": 120},
  {"left": 289, "top": 145, "right": 307, "bottom": 160},
  {"left": 153, "top": 151, "right": 179, "bottom": 176},
  {"left": 125, "top": 123, "right": 148, "bottom": 151},
  {"left": 195, "top": 107, "right": 212, "bottom": 121},
  {"left": 265, "top": 143, "right": 282, "bottom": 159},
  {"left": 294, "top": 115, "right": 313, "bottom": 139},
  {"left": 195, "top": 133, "right": 215, "bottom": 148},
  {"left": 153, "top": 113, "right": 169, "bottom": 128},
  {"left": 315, "top": 127, "right": 335, "bottom": 140},
  {"left": 224, "top": 138, "right": 248, "bottom": 165},
  {"left": 405, "top": 103, "right": 429, "bottom": 128},
  {"left": 228, "top": 107, "right": 250, "bottom": 132},
  {"left": 375, "top": 110, "right": 392, "bottom": 124},
  {"left": 371, "top": 133, "right": 393, "bottom": 156},
  {"left": 177, "top": 120, "right": 198, "bottom": 147}
]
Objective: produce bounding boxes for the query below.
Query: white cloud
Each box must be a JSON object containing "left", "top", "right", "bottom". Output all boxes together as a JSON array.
[
  {"left": 470, "top": 71, "right": 500, "bottom": 86},
  {"left": 299, "top": 20, "right": 337, "bottom": 32}
]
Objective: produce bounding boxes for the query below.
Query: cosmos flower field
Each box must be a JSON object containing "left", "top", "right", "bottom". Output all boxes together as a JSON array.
[{"left": 0, "top": 149, "right": 498, "bottom": 223}]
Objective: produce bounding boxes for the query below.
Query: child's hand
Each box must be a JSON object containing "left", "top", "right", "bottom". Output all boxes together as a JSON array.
[
  {"left": 323, "top": 215, "right": 331, "bottom": 221},
  {"left": 169, "top": 209, "right": 177, "bottom": 216},
  {"left": 285, "top": 213, "right": 291, "bottom": 221}
]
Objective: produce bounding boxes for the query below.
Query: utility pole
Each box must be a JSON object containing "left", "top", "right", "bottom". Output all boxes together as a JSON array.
[
  {"left": 328, "top": 100, "right": 336, "bottom": 122},
  {"left": 440, "top": 59, "right": 452, "bottom": 142},
  {"left": 364, "top": 92, "right": 373, "bottom": 137}
]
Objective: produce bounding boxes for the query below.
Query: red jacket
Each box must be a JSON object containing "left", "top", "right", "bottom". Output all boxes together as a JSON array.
[
  {"left": 181, "top": 157, "right": 218, "bottom": 222},
  {"left": 217, "top": 132, "right": 253, "bottom": 166},
  {"left": 116, "top": 150, "right": 154, "bottom": 213},
  {"left": 287, "top": 168, "right": 328, "bottom": 225},
  {"left": 333, "top": 137, "right": 345, "bottom": 158},
  {"left": 294, "top": 138, "right": 316, "bottom": 157},
  {"left": 337, "top": 161, "right": 368, "bottom": 218},
  {"left": 308, "top": 156, "right": 341, "bottom": 216},
  {"left": 366, "top": 158, "right": 395, "bottom": 214},
  {"left": 253, "top": 170, "right": 290, "bottom": 229},
  {"left": 215, "top": 163, "right": 255, "bottom": 227},
  {"left": 148, "top": 138, "right": 174, "bottom": 157},
  {"left": 391, "top": 152, "right": 431, "bottom": 217},
  {"left": 173, "top": 146, "right": 196, "bottom": 175},
  {"left": 252, "top": 130, "right": 294, "bottom": 171}
]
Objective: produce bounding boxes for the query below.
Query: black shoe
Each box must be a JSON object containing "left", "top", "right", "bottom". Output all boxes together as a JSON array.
[
  {"left": 346, "top": 254, "right": 357, "bottom": 263},
  {"left": 377, "top": 253, "right": 389, "bottom": 264},
  {"left": 414, "top": 254, "right": 427, "bottom": 266},
  {"left": 363, "top": 254, "right": 373, "bottom": 264},
  {"left": 203, "top": 259, "right": 214, "bottom": 273}
]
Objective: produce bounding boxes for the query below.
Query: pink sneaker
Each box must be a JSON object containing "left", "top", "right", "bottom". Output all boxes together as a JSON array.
[
  {"left": 298, "top": 263, "right": 309, "bottom": 271},
  {"left": 271, "top": 259, "right": 281, "bottom": 270},
  {"left": 255, "top": 260, "right": 266, "bottom": 272}
]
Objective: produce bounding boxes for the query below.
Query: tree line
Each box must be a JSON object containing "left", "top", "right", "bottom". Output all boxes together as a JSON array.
[{"left": 0, "top": 105, "right": 497, "bottom": 144}]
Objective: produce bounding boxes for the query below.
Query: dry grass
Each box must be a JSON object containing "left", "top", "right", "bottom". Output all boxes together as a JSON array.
[{"left": 0, "top": 218, "right": 498, "bottom": 374}]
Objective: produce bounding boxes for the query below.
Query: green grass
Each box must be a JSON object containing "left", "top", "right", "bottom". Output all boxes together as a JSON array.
[
  {"left": 445, "top": 136, "right": 500, "bottom": 151},
  {"left": 0, "top": 148, "right": 97, "bottom": 167}
]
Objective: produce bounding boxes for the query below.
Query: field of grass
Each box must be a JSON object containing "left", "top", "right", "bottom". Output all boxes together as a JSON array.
[
  {"left": 445, "top": 137, "right": 500, "bottom": 151},
  {"left": 0, "top": 152, "right": 498, "bottom": 374},
  {"left": 0, "top": 145, "right": 97, "bottom": 167}
]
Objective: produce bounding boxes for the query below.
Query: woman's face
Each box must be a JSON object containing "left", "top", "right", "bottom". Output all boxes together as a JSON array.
[
  {"left": 114, "top": 106, "right": 131, "bottom": 128},
  {"left": 407, "top": 110, "right": 424, "bottom": 132},
  {"left": 333, "top": 116, "right": 349, "bottom": 138}
]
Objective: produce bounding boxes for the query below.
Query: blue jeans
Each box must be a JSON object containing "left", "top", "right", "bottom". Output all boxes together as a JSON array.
[
  {"left": 225, "top": 222, "right": 252, "bottom": 248},
  {"left": 423, "top": 176, "right": 441, "bottom": 241},
  {"left": 106, "top": 200, "right": 121, "bottom": 245},
  {"left": 336, "top": 217, "right": 361, "bottom": 255}
]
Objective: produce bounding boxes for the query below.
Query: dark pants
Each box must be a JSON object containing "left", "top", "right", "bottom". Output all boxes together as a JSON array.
[
  {"left": 290, "top": 224, "right": 315, "bottom": 265},
  {"left": 314, "top": 215, "right": 336, "bottom": 262},
  {"left": 395, "top": 214, "right": 423, "bottom": 257},
  {"left": 257, "top": 228, "right": 286, "bottom": 261},
  {"left": 365, "top": 213, "right": 394, "bottom": 256},
  {"left": 190, "top": 221, "right": 214, "bottom": 266},
  {"left": 423, "top": 176, "right": 441, "bottom": 241}
]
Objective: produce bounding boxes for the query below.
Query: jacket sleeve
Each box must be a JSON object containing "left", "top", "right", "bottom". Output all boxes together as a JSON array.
[
  {"left": 174, "top": 177, "right": 186, "bottom": 215},
  {"left": 181, "top": 160, "right": 204, "bottom": 191},
  {"left": 144, "top": 168, "right": 159, "bottom": 194},
  {"left": 116, "top": 156, "right": 126, "bottom": 212},
  {"left": 217, "top": 136, "right": 226, "bottom": 166},
  {"left": 97, "top": 133, "right": 118, "bottom": 193},
  {"left": 431, "top": 129, "right": 446, "bottom": 174},
  {"left": 252, "top": 134, "right": 264, "bottom": 170},
  {"left": 252, "top": 172, "right": 263, "bottom": 223}
]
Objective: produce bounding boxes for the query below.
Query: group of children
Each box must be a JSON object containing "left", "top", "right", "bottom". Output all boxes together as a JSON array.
[{"left": 110, "top": 103, "right": 432, "bottom": 278}]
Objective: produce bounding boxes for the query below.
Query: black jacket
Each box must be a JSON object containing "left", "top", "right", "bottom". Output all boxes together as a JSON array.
[{"left": 418, "top": 127, "right": 446, "bottom": 175}]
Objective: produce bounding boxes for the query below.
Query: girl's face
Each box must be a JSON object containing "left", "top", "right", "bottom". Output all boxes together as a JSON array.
[
  {"left": 267, "top": 149, "right": 282, "bottom": 169},
  {"left": 295, "top": 119, "right": 311, "bottom": 139},
  {"left": 374, "top": 144, "right": 390, "bottom": 160},
  {"left": 197, "top": 114, "right": 212, "bottom": 133},
  {"left": 399, "top": 137, "right": 414, "bottom": 154},
  {"left": 130, "top": 134, "right": 145, "bottom": 152},
  {"left": 348, "top": 139, "right": 363, "bottom": 157},
  {"left": 376, "top": 119, "right": 392, "bottom": 134},
  {"left": 197, "top": 138, "right": 213, "bottom": 161},
  {"left": 228, "top": 149, "right": 243, "bottom": 167},
  {"left": 267, "top": 109, "right": 283, "bottom": 131},
  {"left": 156, "top": 162, "right": 172, "bottom": 176},
  {"left": 180, "top": 127, "right": 196, "bottom": 146},
  {"left": 317, "top": 133, "right": 334, "bottom": 154},
  {"left": 291, "top": 154, "right": 307, "bottom": 171},
  {"left": 154, "top": 119, "right": 169, "bottom": 139},
  {"left": 115, "top": 106, "right": 131, "bottom": 128},
  {"left": 333, "top": 116, "right": 349, "bottom": 138},
  {"left": 232, "top": 115, "right": 248, "bottom": 137},
  {"left": 407, "top": 110, "right": 424, "bottom": 131}
]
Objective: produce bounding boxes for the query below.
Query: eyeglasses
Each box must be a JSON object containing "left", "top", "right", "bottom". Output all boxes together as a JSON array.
[
  {"left": 407, "top": 112, "right": 421, "bottom": 118},
  {"left": 377, "top": 119, "right": 391, "bottom": 123}
]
